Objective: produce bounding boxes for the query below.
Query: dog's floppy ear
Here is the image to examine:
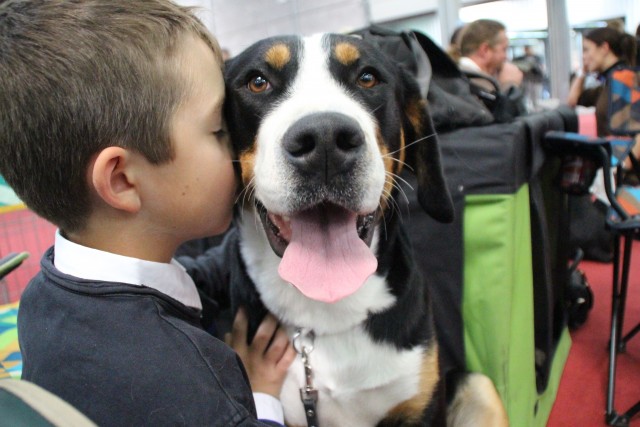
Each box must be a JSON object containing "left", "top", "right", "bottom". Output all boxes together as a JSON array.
[{"left": 400, "top": 69, "right": 454, "bottom": 223}]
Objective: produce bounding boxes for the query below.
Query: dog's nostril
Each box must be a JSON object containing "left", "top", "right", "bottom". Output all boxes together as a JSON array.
[
  {"left": 288, "top": 133, "right": 316, "bottom": 157},
  {"left": 336, "top": 130, "right": 362, "bottom": 151}
]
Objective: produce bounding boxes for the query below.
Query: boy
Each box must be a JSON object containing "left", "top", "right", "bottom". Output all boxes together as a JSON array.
[{"left": 0, "top": 1, "right": 294, "bottom": 425}]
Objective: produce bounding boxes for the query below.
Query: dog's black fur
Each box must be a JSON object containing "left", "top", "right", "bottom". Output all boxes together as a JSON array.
[{"left": 222, "top": 33, "right": 505, "bottom": 427}]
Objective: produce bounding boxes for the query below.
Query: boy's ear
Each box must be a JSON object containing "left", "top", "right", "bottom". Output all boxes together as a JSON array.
[{"left": 90, "top": 147, "right": 141, "bottom": 213}]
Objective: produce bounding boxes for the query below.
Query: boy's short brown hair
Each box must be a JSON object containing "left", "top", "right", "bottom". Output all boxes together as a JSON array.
[{"left": 0, "top": 0, "right": 222, "bottom": 232}]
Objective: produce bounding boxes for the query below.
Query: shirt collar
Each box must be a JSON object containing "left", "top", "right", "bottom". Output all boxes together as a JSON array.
[
  {"left": 459, "top": 56, "right": 484, "bottom": 73},
  {"left": 53, "top": 230, "right": 202, "bottom": 310}
]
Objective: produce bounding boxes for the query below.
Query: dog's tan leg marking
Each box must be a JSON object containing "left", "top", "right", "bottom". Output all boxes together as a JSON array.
[
  {"left": 239, "top": 146, "right": 256, "bottom": 187},
  {"left": 380, "top": 345, "right": 440, "bottom": 425},
  {"left": 446, "top": 373, "right": 509, "bottom": 427},
  {"left": 334, "top": 42, "right": 360, "bottom": 66},
  {"left": 265, "top": 43, "right": 291, "bottom": 70}
]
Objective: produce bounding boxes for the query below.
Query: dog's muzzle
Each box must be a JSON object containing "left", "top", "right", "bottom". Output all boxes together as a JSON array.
[{"left": 254, "top": 112, "right": 380, "bottom": 303}]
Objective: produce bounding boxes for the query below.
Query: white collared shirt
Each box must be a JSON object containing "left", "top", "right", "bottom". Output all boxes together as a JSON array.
[
  {"left": 458, "top": 56, "right": 483, "bottom": 74},
  {"left": 54, "top": 230, "right": 202, "bottom": 309}
]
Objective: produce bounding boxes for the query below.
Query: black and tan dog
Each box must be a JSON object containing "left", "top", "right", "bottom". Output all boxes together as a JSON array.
[{"left": 224, "top": 33, "right": 508, "bottom": 427}]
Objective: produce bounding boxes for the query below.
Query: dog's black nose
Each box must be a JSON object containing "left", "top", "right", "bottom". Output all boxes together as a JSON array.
[{"left": 282, "top": 112, "right": 365, "bottom": 182}]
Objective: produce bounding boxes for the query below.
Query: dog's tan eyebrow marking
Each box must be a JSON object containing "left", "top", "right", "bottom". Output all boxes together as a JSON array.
[
  {"left": 334, "top": 42, "right": 360, "bottom": 66},
  {"left": 265, "top": 43, "right": 291, "bottom": 70}
]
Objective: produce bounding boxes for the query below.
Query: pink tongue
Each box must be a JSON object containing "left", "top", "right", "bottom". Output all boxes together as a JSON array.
[{"left": 278, "top": 206, "right": 377, "bottom": 303}]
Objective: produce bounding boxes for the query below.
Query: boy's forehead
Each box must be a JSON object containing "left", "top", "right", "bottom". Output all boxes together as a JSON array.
[{"left": 175, "top": 35, "right": 225, "bottom": 114}]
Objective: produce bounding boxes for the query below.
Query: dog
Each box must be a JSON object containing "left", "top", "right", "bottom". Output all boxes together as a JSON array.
[{"left": 223, "top": 33, "right": 508, "bottom": 427}]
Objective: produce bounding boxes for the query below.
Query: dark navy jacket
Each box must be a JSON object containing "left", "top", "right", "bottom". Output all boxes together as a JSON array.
[{"left": 18, "top": 247, "right": 277, "bottom": 426}]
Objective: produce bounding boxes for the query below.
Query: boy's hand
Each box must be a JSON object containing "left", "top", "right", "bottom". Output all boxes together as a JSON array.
[{"left": 227, "top": 307, "right": 296, "bottom": 397}]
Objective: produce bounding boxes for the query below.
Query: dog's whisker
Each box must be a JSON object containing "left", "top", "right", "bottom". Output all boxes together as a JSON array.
[
  {"left": 377, "top": 201, "right": 390, "bottom": 241},
  {"left": 246, "top": 185, "right": 257, "bottom": 211},
  {"left": 382, "top": 157, "right": 416, "bottom": 175},
  {"left": 382, "top": 156, "right": 411, "bottom": 169},
  {"left": 382, "top": 133, "right": 437, "bottom": 158},
  {"left": 383, "top": 185, "right": 403, "bottom": 216},
  {"left": 394, "top": 185, "right": 410, "bottom": 208},
  {"left": 382, "top": 194, "right": 399, "bottom": 219},
  {"left": 382, "top": 173, "right": 411, "bottom": 216},
  {"left": 370, "top": 104, "right": 384, "bottom": 114},
  {"left": 386, "top": 171, "right": 413, "bottom": 191},
  {"left": 234, "top": 177, "right": 256, "bottom": 207},
  {"left": 234, "top": 188, "right": 246, "bottom": 207}
]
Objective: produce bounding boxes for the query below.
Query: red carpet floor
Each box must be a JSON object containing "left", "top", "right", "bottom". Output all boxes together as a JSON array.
[
  {"left": 0, "top": 209, "right": 55, "bottom": 304},
  {"left": 548, "top": 240, "right": 640, "bottom": 426}
]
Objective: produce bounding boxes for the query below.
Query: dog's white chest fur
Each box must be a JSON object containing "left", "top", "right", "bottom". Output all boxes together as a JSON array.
[
  {"left": 240, "top": 213, "right": 425, "bottom": 426},
  {"left": 280, "top": 328, "right": 425, "bottom": 427}
]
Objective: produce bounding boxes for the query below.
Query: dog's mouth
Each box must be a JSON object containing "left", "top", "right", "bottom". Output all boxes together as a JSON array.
[{"left": 256, "top": 201, "right": 378, "bottom": 303}]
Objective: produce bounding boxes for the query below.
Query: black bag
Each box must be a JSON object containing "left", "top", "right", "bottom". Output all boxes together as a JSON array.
[
  {"left": 465, "top": 70, "right": 528, "bottom": 124},
  {"left": 565, "top": 251, "right": 594, "bottom": 330},
  {"left": 568, "top": 196, "right": 614, "bottom": 262}
]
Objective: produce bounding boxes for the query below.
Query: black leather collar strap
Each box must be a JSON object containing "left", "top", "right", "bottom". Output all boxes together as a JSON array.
[{"left": 300, "top": 387, "right": 319, "bottom": 427}]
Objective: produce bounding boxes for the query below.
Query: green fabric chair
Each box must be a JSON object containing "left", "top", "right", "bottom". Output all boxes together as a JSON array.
[{"left": 405, "top": 106, "right": 577, "bottom": 426}]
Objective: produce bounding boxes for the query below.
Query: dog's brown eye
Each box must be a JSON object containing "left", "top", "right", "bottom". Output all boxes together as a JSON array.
[
  {"left": 357, "top": 72, "right": 378, "bottom": 88},
  {"left": 248, "top": 75, "right": 271, "bottom": 93}
]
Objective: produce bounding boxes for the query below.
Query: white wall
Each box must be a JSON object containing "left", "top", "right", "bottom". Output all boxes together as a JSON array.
[
  {"left": 173, "top": 0, "right": 216, "bottom": 33},
  {"left": 367, "top": 0, "right": 438, "bottom": 23},
  {"left": 175, "top": 0, "right": 640, "bottom": 56},
  {"left": 459, "top": 0, "right": 640, "bottom": 32},
  {"left": 176, "top": 0, "right": 368, "bottom": 57}
]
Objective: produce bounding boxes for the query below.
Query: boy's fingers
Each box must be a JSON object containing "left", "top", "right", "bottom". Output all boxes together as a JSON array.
[
  {"left": 230, "top": 307, "right": 248, "bottom": 348},
  {"left": 252, "top": 314, "right": 279, "bottom": 351},
  {"left": 263, "top": 327, "right": 289, "bottom": 363},
  {"left": 277, "top": 344, "right": 296, "bottom": 372}
]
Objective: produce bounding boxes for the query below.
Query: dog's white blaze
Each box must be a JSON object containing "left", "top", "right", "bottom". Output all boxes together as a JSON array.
[
  {"left": 240, "top": 210, "right": 394, "bottom": 335},
  {"left": 280, "top": 331, "right": 425, "bottom": 427},
  {"left": 253, "top": 33, "right": 386, "bottom": 214}
]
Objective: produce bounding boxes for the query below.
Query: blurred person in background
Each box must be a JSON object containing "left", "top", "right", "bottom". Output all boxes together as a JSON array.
[{"left": 458, "top": 18, "right": 523, "bottom": 91}]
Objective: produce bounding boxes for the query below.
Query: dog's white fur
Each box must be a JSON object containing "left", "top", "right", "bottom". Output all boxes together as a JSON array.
[{"left": 238, "top": 34, "right": 434, "bottom": 426}]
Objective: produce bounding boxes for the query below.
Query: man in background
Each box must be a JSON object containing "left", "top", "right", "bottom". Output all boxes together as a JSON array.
[{"left": 458, "top": 19, "right": 523, "bottom": 91}]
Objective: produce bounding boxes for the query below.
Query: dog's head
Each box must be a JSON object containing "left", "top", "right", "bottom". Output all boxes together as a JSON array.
[{"left": 225, "top": 33, "right": 453, "bottom": 303}]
